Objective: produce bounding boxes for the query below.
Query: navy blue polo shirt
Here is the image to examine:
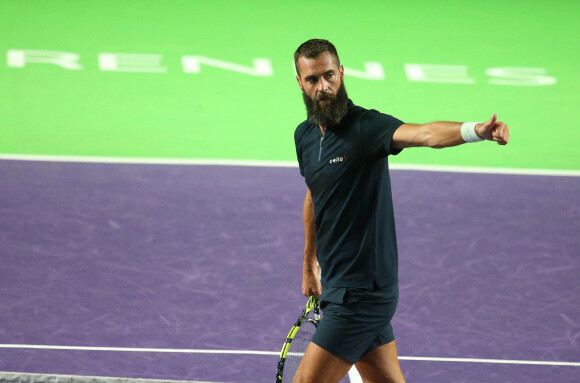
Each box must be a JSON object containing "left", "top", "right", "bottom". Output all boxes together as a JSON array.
[{"left": 294, "top": 99, "right": 404, "bottom": 289}]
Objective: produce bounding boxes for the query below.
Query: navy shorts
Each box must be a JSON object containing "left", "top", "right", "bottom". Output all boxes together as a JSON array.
[{"left": 312, "top": 283, "right": 399, "bottom": 363}]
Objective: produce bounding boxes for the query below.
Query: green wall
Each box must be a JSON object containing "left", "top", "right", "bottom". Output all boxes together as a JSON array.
[{"left": 1, "top": 0, "right": 579, "bottom": 170}]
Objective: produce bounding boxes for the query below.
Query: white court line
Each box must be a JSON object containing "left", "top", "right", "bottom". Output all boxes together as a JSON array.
[
  {"left": 1, "top": 153, "right": 579, "bottom": 176},
  {"left": 0, "top": 154, "right": 297, "bottom": 168},
  {"left": 0, "top": 372, "right": 222, "bottom": 383},
  {"left": 0, "top": 344, "right": 578, "bottom": 367},
  {"left": 348, "top": 366, "right": 363, "bottom": 383}
]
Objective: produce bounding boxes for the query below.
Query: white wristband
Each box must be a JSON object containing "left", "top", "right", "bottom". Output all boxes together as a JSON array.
[{"left": 461, "top": 122, "right": 483, "bottom": 143}]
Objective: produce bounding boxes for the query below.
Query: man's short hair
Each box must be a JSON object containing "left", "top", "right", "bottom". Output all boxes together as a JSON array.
[{"left": 294, "top": 39, "right": 340, "bottom": 77}]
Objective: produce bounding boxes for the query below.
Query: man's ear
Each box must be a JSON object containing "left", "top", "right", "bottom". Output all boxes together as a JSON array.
[
  {"left": 296, "top": 75, "right": 304, "bottom": 91},
  {"left": 339, "top": 65, "right": 344, "bottom": 80}
]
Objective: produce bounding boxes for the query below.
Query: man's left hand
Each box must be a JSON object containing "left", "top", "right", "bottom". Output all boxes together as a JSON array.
[{"left": 476, "top": 114, "right": 510, "bottom": 145}]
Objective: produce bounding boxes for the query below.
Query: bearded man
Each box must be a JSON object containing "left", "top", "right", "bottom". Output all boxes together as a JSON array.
[{"left": 292, "top": 39, "right": 510, "bottom": 383}]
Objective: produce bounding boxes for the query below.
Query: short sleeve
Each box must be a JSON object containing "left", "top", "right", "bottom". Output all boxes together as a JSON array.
[
  {"left": 360, "top": 111, "right": 404, "bottom": 158},
  {"left": 294, "top": 125, "right": 305, "bottom": 177}
]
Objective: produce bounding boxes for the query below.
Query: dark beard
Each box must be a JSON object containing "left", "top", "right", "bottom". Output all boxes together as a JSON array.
[{"left": 302, "top": 81, "right": 348, "bottom": 129}]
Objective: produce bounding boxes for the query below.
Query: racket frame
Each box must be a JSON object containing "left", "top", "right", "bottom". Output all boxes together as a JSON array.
[{"left": 275, "top": 295, "right": 320, "bottom": 383}]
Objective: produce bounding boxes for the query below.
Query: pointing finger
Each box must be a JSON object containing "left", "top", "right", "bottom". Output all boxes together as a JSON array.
[{"left": 488, "top": 113, "right": 497, "bottom": 127}]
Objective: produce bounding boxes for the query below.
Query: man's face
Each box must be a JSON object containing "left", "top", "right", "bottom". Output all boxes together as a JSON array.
[{"left": 296, "top": 52, "right": 348, "bottom": 128}]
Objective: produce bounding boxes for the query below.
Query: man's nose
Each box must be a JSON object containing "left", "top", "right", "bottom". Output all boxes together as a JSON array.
[{"left": 317, "top": 78, "right": 329, "bottom": 93}]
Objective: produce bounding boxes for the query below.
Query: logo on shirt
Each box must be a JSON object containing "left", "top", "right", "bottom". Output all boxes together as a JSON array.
[{"left": 329, "top": 155, "right": 347, "bottom": 164}]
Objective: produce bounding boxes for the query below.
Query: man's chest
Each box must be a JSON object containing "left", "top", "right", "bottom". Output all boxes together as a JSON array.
[{"left": 300, "top": 131, "right": 365, "bottom": 194}]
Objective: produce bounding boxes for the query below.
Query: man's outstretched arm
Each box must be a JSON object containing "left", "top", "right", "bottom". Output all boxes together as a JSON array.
[
  {"left": 392, "top": 114, "right": 509, "bottom": 149},
  {"left": 302, "top": 187, "right": 322, "bottom": 298}
]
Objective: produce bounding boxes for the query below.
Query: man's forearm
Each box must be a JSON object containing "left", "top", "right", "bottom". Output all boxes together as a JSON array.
[
  {"left": 423, "top": 121, "right": 464, "bottom": 148},
  {"left": 303, "top": 188, "right": 317, "bottom": 271},
  {"left": 302, "top": 188, "right": 322, "bottom": 297}
]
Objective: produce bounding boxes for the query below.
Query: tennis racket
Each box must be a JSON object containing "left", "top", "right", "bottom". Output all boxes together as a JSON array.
[{"left": 276, "top": 295, "right": 320, "bottom": 383}]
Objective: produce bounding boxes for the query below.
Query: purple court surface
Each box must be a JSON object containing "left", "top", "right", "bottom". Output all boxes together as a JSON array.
[{"left": 0, "top": 160, "right": 578, "bottom": 383}]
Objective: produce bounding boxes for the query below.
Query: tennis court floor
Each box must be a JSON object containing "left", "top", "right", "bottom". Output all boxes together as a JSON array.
[{"left": 1, "top": 160, "right": 578, "bottom": 382}]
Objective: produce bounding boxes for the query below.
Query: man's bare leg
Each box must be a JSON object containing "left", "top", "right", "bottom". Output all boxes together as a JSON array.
[
  {"left": 293, "top": 342, "right": 353, "bottom": 383},
  {"left": 355, "top": 340, "right": 406, "bottom": 383}
]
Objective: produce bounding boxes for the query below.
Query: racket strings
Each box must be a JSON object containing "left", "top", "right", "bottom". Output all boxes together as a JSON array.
[{"left": 281, "top": 320, "right": 317, "bottom": 383}]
